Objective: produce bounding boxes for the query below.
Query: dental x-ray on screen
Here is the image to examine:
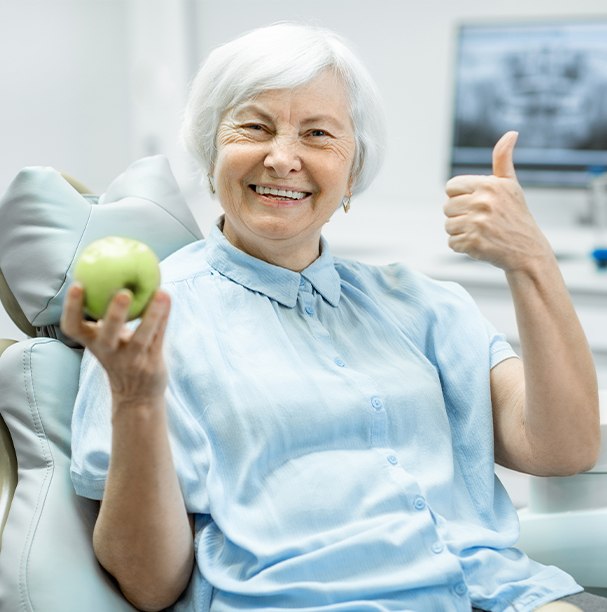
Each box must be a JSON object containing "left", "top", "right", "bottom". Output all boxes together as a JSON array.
[{"left": 450, "top": 20, "right": 607, "bottom": 187}]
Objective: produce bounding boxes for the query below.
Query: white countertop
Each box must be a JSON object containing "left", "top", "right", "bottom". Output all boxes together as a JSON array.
[{"left": 323, "top": 198, "right": 607, "bottom": 295}]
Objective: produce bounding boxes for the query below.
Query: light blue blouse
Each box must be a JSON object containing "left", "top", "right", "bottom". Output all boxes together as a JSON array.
[{"left": 71, "top": 221, "right": 581, "bottom": 611}]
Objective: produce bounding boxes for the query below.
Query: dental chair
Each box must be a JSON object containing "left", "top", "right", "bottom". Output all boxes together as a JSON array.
[
  {"left": 0, "top": 156, "right": 203, "bottom": 611},
  {"left": 517, "top": 391, "right": 607, "bottom": 597}
]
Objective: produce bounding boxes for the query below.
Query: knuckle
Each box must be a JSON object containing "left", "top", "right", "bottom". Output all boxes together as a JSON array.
[
  {"left": 94, "top": 339, "right": 116, "bottom": 356},
  {"left": 448, "top": 236, "right": 463, "bottom": 252},
  {"left": 467, "top": 229, "right": 481, "bottom": 245},
  {"left": 102, "top": 308, "right": 124, "bottom": 326},
  {"left": 473, "top": 213, "right": 491, "bottom": 231},
  {"left": 128, "top": 336, "right": 147, "bottom": 354},
  {"left": 469, "top": 195, "right": 492, "bottom": 214},
  {"left": 445, "top": 219, "right": 460, "bottom": 236}
]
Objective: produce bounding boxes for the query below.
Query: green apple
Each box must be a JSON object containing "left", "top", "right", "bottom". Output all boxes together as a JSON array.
[{"left": 73, "top": 236, "right": 160, "bottom": 321}]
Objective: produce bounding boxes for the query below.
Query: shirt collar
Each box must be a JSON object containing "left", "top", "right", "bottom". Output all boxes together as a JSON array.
[{"left": 205, "top": 219, "right": 341, "bottom": 308}]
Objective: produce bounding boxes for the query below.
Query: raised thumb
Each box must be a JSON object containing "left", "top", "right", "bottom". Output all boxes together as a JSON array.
[{"left": 492, "top": 131, "right": 518, "bottom": 179}]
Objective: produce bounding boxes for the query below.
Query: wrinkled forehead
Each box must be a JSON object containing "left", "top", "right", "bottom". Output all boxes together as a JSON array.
[{"left": 227, "top": 70, "right": 354, "bottom": 127}]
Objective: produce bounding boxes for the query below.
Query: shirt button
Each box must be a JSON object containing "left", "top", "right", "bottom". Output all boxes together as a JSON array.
[
  {"left": 387, "top": 455, "right": 398, "bottom": 465},
  {"left": 299, "top": 277, "right": 306, "bottom": 287},
  {"left": 370, "top": 396, "right": 383, "bottom": 410},
  {"left": 413, "top": 495, "right": 426, "bottom": 511},
  {"left": 334, "top": 357, "right": 346, "bottom": 367},
  {"left": 453, "top": 582, "right": 467, "bottom": 596},
  {"left": 431, "top": 541, "right": 444, "bottom": 554},
  {"left": 304, "top": 305, "right": 314, "bottom": 315}
]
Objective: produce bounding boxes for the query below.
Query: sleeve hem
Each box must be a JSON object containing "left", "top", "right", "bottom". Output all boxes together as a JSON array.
[
  {"left": 70, "top": 470, "right": 106, "bottom": 500},
  {"left": 490, "top": 348, "right": 519, "bottom": 370}
]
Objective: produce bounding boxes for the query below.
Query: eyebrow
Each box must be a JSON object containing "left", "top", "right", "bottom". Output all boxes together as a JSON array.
[
  {"left": 232, "top": 104, "right": 273, "bottom": 122},
  {"left": 232, "top": 103, "right": 348, "bottom": 130}
]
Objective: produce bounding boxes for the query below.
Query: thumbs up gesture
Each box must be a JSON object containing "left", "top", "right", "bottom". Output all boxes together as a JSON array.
[{"left": 444, "top": 131, "right": 552, "bottom": 273}]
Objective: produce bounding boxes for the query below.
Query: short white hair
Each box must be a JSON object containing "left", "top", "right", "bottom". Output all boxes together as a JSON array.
[{"left": 181, "top": 22, "right": 386, "bottom": 194}]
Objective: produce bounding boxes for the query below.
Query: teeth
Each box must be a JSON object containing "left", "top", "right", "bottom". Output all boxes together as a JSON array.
[{"left": 255, "top": 185, "right": 307, "bottom": 200}]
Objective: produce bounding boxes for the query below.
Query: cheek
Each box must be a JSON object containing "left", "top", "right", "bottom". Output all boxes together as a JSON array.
[
  {"left": 218, "top": 181, "right": 252, "bottom": 218},
  {"left": 214, "top": 165, "right": 244, "bottom": 213},
  {"left": 217, "top": 145, "right": 264, "bottom": 181},
  {"left": 319, "top": 142, "right": 356, "bottom": 189},
  {"left": 315, "top": 157, "right": 353, "bottom": 194}
]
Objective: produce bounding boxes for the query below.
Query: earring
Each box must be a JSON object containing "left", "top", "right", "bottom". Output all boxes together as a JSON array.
[
  {"left": 342, "top": 194, "right": 351, "bottom": 213},
  {"left": 208, "top": 174, "right": 216, "bottom": 194}
]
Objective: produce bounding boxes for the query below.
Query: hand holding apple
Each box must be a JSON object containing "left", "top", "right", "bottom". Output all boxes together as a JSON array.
[{"left": 73, "top": 236, "right": 160, "bottom": 320}]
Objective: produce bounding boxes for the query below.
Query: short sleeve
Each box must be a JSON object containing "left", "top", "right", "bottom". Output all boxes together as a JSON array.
[
  {"left": 430, "top": 279, "right": 518, "bottom": 376},
  {"left": 70, "top": 288, "right": 214, "bottom": 513},
  {"left": 486, "top": 321, "right": 518, "bottom": 369},
  {"left": 70, "top": 349, "right": 113, "bottom": 500}
]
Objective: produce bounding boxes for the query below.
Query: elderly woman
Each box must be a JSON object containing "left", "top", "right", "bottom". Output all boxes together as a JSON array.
[{"left": 62, "top": 23, "right": 602, "bottom": 612}]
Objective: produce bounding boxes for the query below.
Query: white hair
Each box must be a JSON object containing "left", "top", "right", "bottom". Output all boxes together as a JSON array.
[{"left": 181, "top": 22, "right": 386, "bottom": 194}]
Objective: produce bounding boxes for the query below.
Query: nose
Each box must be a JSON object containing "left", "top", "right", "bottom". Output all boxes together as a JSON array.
[{"left": 263, "top": 136, "right": 302, "bottom": 176}]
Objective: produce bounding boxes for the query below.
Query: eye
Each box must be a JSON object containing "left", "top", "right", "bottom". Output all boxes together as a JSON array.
[
  {"left": 308, "top": 129, "right": 329, "bottom": 137},
  {"left": 239, "top": 123, "right": 274, "bottom": 141},
  {"left": 243, "top": 123, "right": 267, "bottom": 132}
]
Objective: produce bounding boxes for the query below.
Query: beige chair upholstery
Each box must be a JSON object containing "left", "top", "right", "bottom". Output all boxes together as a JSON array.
[{"left": 0, "top": 340, "right": 17, "bottom": 545}]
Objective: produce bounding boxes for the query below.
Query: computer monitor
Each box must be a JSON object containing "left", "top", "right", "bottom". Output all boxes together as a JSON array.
[{"left": 449, "top": 19, "right": 607, "bottom": 188}]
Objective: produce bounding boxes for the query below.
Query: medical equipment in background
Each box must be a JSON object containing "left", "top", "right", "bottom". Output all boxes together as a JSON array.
[{"left": 517, "top": 390, "right": 607, "bottom": 597}]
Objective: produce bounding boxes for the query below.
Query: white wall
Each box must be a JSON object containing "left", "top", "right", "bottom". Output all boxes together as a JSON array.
[
  {"left": 0, "top": 0, "right": 131, "bottom": 340},
  {"left": 0, "top": 1, "right": 132, "bottom": 194}
]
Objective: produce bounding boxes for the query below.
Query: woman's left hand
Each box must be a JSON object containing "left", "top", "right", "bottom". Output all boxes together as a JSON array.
[
  {"left": 444, "top": 131, "right": 600, "bottom": 476},
  {"left": 443, "top": 131, "right": 553, "bottom": 273}
]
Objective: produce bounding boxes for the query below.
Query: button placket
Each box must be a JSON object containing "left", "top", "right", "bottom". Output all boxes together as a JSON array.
[
  {"left": 431, "top": 541, "right": 444, "bottom": 554},
  {"left": 296, "top": 286, "right": 330, "bottom": 344},
  {"left": 370, "top": 396, "right": 383, "bottom": 411},
  {"left": 370, "top": 405, "right": 387, "bottom": 446},
  {"left": 413, "top": 495, "right": 427, "bottom": 511},
  {"left": 452, "top": 581, "right": 468, "bottom": 597}
]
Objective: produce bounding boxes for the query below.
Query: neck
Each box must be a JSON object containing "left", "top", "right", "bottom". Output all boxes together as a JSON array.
[{"left": 221, "top": 222, "right": 321, "bottom": 272}]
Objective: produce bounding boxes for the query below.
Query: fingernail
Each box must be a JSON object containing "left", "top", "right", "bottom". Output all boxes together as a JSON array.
[
  {"left": 69, "top": 283, "right": 84, "bottom": 297},
  {"left": 153, "top": 291, "right": 169, "bottom": 306},
  {"left": 115, "top": 290, "right": 132, "bottom": 305}
]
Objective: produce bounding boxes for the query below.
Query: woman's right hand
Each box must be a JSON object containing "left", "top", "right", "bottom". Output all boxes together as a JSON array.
[
  {"left": 60, "top": 283, "right": 171, "bottom": 408},
  {"left": 62, "top": 284, "right": 194, "bottom": 609}
]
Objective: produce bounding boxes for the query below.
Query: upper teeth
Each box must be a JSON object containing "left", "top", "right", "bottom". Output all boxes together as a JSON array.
[{"left": 255, "top": 185, "right": 307, "bottom": 200}]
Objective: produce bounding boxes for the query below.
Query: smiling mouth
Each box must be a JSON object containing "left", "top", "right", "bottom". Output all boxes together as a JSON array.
[{"left": 250, "top": 185, "right": 312, "bottom": 201}]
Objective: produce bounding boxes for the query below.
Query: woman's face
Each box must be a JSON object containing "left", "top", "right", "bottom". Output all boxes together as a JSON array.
[{"left": 213, "top": 70, "right": 356, "bottom": 270}]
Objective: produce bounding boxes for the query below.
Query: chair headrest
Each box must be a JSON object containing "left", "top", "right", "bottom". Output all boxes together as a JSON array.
[{"left": 0, "top": 156, "right": 203, "bottom": 335}]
